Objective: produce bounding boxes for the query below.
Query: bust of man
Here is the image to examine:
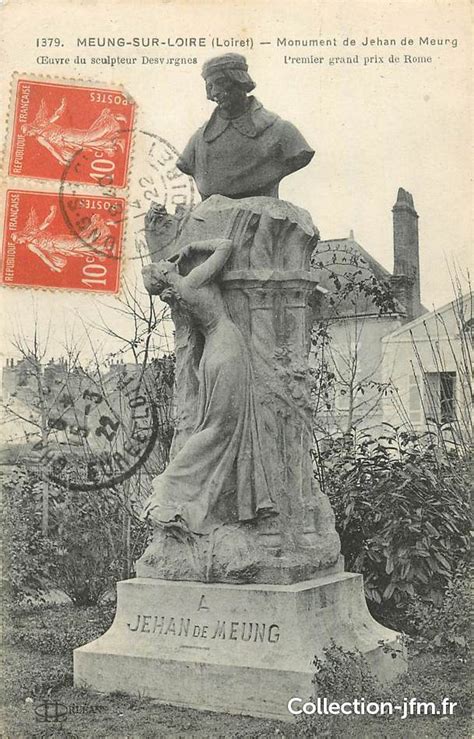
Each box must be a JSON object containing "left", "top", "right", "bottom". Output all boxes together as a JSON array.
[{"left": 176, "top": 54, "right": 314, "bottom": 200}]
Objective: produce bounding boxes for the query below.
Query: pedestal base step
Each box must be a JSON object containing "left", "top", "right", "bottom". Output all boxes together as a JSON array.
[{"left": 74, "top": 573, "right": 406, "bottom": 721}]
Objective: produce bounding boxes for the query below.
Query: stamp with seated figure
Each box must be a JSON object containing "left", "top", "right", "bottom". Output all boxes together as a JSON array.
[
  {"left": 1, "top": 189, "right": 125, "bottom": 292},
  {"left": 8, "top": 78, "right": 135, "bottom": 187}
]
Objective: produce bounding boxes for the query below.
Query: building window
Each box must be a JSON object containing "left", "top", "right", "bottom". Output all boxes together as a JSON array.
[
  {"left": 424, "top": 371, "right": 456, "bottom": 424},
  {"left": 462, "top": 317, "right": 474, "bottom": 344}
]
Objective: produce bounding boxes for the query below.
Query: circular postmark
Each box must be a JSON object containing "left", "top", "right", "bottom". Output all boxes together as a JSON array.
[
  {"left": 57, "top": 129, "right": 198, "bottom": 265},
  {"left": 58, "top": 129, "right": 133, "bottom": 264},
  {"left": 45, "top": 128, "right": 194, "bottom": 488},
  {"left": 129, "top": 130, "right": 198, "bottom": 264},
  {"left": 32, "top": 361, "right": 174, "bottom": 492}
]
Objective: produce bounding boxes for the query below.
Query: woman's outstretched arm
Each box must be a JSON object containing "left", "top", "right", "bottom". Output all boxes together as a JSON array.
[
  {"left": 141, "top": 238, "right": 232, "bottom": 296},
  {"left": 181, "top": 239, "right": 232, "bottom": 288}
]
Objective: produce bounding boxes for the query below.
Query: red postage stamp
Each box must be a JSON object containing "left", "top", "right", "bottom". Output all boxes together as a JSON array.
[
  {"left": 1, "top": 190, "right": 125, "bottom": 293},
  {"left": 8, "top": 79, "right": 135, "bottom": 188}
]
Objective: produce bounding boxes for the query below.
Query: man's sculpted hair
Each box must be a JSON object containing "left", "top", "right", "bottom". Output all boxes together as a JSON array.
[{"left": 202, "top": 53, "right": 256, "bottom": 96}]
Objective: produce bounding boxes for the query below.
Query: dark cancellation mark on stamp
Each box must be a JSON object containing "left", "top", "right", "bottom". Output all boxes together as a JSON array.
[
  {"left": 57, "top": 129, "right": 197, "bottom": 267},
  {"left": 8, "top": 78, "right": 135, "bottom": 187},
  {"left": 57, "top": 142, "right": 130, "bottom": 264},
  {"left": 1, "top": 189, "right": 125, "bottom": 292},
  {"left": 35, "top": 366, "right": 161, "bottom": 491}
]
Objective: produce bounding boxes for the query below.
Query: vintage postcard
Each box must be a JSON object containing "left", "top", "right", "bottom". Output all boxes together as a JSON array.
[{"left": 0, "top": 0, "right": 471, "bottom": 736}]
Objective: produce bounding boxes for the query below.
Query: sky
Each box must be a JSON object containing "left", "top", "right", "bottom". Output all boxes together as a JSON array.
[{"left": 0, "top": 0, "right": 471, "bottom": 363}]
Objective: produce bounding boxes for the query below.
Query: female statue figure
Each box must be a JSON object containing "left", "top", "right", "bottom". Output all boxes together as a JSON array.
[{"left": 141, "top": 238, "right": 277, "bottom": 535}]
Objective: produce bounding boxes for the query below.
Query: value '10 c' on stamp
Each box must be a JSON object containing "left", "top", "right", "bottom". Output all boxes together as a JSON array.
[
  {"left": 2, "top": 190, "right": 125, "bottom": 293},
  {"left": 7, "top": 78, "right": 135, "bottom": 188}
]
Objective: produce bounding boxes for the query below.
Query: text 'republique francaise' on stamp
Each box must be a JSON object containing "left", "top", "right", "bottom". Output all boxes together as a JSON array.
[
  {"left": 7, "top": 77, "right": 135, "bottom": 187},
  {"left": 2, "top": 189, "right": 125, "bottom": 292},
  {"left": 1, "top": 75, "right": 198, "bottom": 291},
  {"left": 1, "top": 75, "right": 137, "bottom": 293}
]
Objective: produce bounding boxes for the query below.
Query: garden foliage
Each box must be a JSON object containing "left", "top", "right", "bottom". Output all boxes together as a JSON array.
[
  {"left": 2, "top": 467, "right": 149, "bottom": 605},
  {"left": 318, "top": 428, "right": 471, "bottom": 614}
]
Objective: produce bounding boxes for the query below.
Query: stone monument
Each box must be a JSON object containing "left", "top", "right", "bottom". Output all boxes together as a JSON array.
[{"left": 74, "top": 54, "right": 405, "bottom": 720}]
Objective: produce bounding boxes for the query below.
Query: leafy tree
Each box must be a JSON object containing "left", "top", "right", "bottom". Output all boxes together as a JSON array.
[{"left": 321, "top": 428, "right": 470, "bottom": 612}]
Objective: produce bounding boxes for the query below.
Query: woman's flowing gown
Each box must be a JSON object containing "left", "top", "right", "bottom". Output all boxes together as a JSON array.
[{"left": 143, "top": 254, "right": 277, "bottom": 535}]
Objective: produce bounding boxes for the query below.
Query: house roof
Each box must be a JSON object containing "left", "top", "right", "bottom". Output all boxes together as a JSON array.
[
  {"left": 382, "top": 291, "right": 473, "bottom": 342},
  {"left": 319, "top": 236, "right": 392, "bottom": 280},
  {"left": 311, "top": 235, "right": 407, "bottom": 318}
]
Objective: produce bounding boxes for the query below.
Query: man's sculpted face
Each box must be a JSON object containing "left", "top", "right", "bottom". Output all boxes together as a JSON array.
[
  {"left": 175, "top": 53, "right": 315, "bottom": 199},
  {"left": 205, "top": 74, "right": 248, "bottom": 118}
]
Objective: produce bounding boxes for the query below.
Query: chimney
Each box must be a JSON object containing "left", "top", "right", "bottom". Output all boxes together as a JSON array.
[{"left": 390, "top": 187, "right": 421, "bottom": 321}]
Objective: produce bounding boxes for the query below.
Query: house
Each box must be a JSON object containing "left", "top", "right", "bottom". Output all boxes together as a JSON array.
[
  {"left": 310, "top": 188, "right": 472, "bottom": 441},
  {"left": 381, "top": 292, "right": 472, "bottom": 443},
  {"left": 310, "top": 188, "right": 426, "bottom": 435}
]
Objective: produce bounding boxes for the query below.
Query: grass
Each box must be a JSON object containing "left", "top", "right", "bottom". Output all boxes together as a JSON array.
[{"left": 1, "top": 601, "right": 470, "bottom": 738}]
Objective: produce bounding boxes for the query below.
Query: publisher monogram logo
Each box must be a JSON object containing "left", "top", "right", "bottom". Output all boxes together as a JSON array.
[
  {"left": 35, "top": 701, "right": 68, "bottom": 723},
  {"left": 34, "top": 700, "right": 105, "bottom": 724}
]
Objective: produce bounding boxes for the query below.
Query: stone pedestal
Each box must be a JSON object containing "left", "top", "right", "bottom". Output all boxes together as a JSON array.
[
  {"left": 74, "top": 574, "right": 405, "bottom": 721},
  {"left": 74, "top": 194, "right": 407, "bottom": 715}
]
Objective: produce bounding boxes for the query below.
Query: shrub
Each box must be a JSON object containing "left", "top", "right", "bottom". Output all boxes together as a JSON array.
[
  {"left": 313, "top": 641, "right": 381, "bottom": 701},
  {"left": 1, "top": 468, "right": 57, "bottom": 604},
  {"left": 404, "top": 564, "right": 470, "bottom": 659},
  {"left": 319, "top": 429, "right": 470, "bottom": 612},
  {"left": 50, "top": 485, "right": 127, "bottom": 605},
  {"left": 296, "top": 641, "right": 382, "bottom": 736},
  {"left": 2, "top": 467, "right": 148, "bottom": 606}
]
